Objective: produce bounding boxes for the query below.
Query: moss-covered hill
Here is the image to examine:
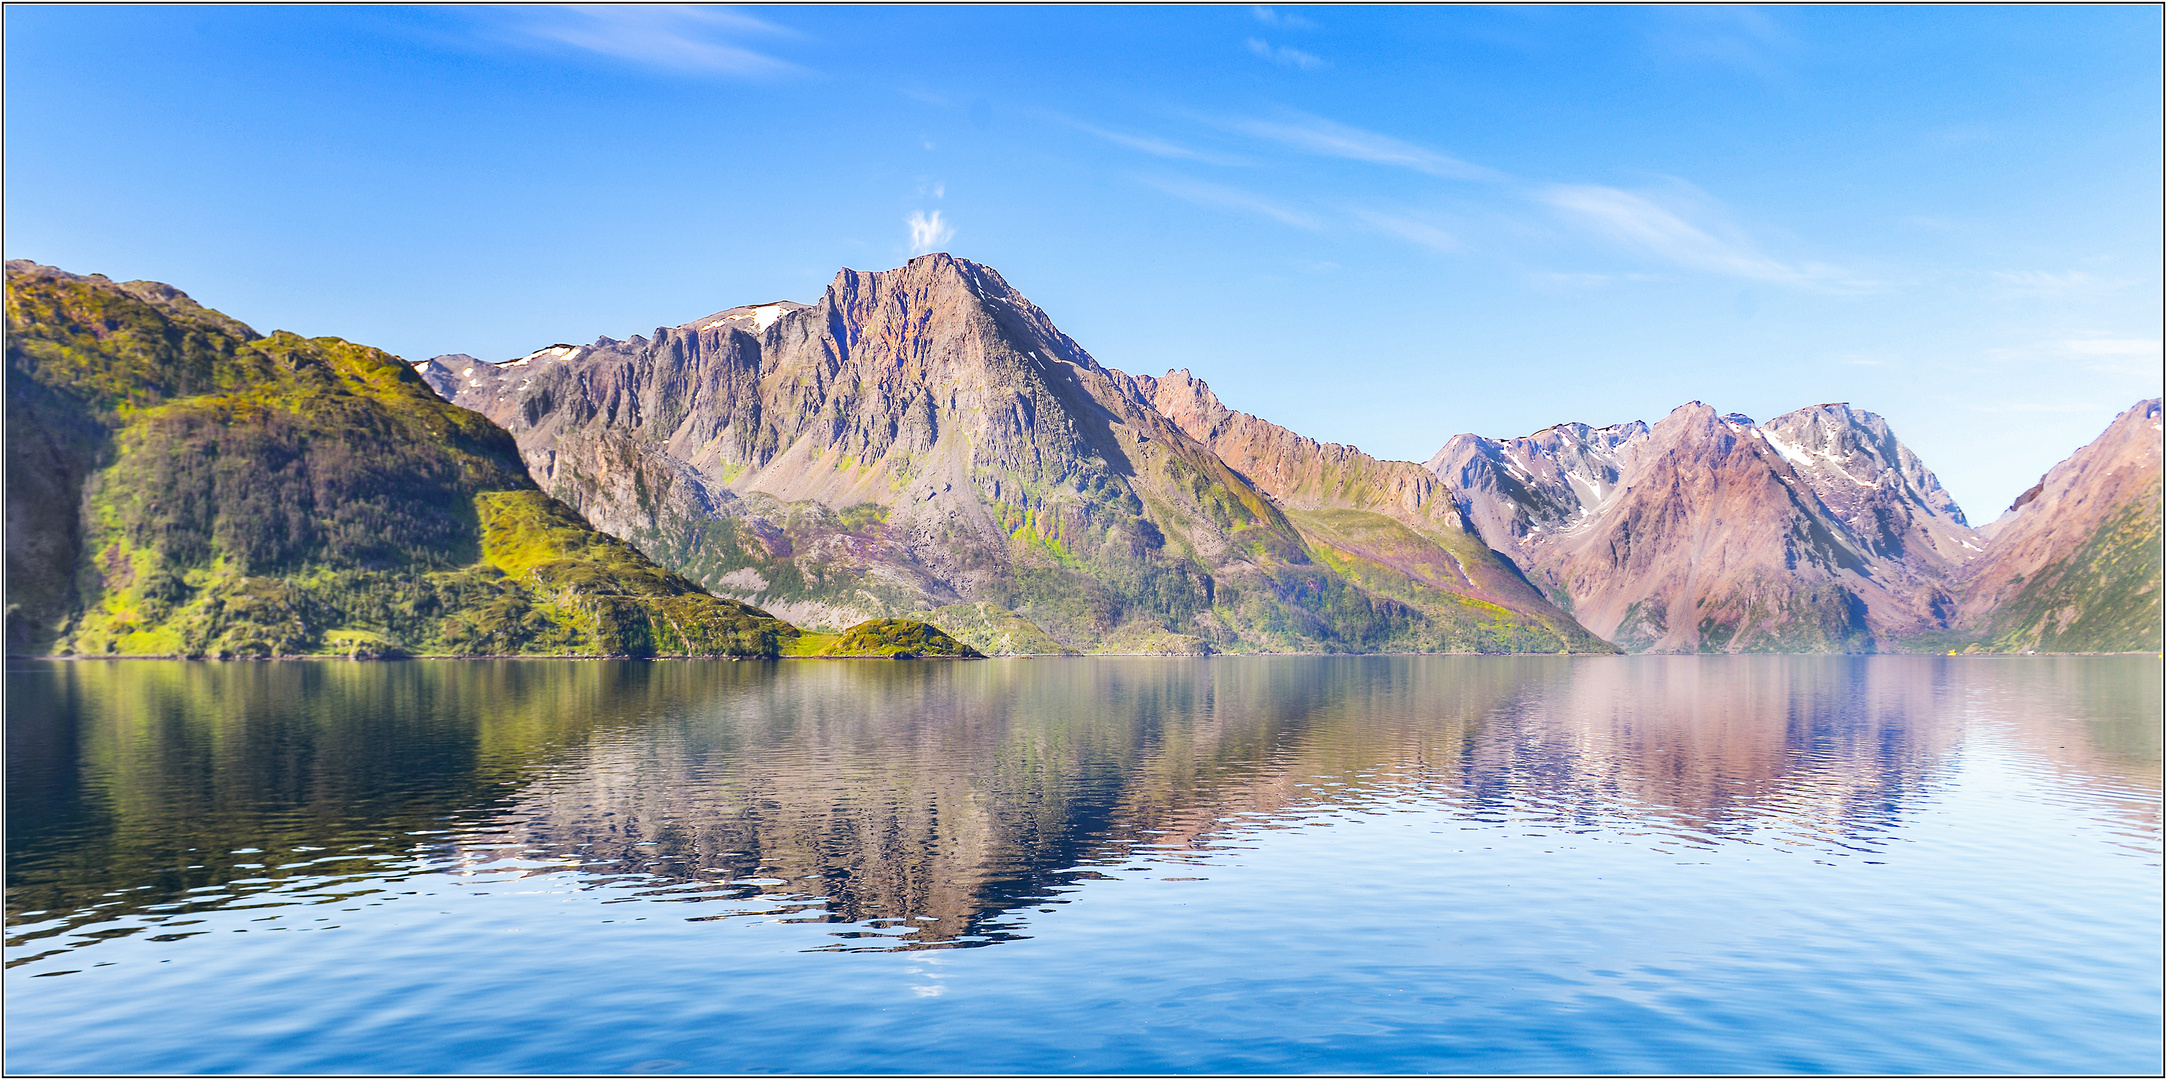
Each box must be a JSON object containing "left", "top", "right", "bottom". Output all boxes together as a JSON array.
[
  {"left": 4, "top": 260, "right": 799, "bottom": 658},
  {"left": 788, "top": 618, "right": 985, "bottom": 658}
]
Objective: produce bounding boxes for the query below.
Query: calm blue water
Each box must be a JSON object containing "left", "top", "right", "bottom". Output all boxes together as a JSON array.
[{"left": 6, "top": 656, "right": 2160, "bottom": 1073}]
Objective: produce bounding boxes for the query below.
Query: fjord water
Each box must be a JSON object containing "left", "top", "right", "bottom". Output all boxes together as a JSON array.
[{"left": 6, "top": 657, "right": 2159, "bottom": 1074}]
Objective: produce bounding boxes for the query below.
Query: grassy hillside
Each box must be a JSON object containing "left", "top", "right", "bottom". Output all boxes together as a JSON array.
[
  {"left": 5, "top": 261, "right": 797, "bottom": 658},
  {"left": 788, "top": 618, "right": 985, "bottom": 658},
  {"left": 1971, "top": 475, "right": 2163, "bottom": 654}
]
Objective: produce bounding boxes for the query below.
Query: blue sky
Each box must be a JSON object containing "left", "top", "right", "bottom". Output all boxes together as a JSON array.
[{"left": 6, "top": 5, "right": 2159, "bottom": 518}]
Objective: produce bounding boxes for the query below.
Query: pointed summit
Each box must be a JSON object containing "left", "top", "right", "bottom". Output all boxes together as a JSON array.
[
  {"left": 1428, "top": 402, "right": 1974, "bottom": 652},
  {"left": 440, "top": 257, "right": 1607, "bottom": 655}
]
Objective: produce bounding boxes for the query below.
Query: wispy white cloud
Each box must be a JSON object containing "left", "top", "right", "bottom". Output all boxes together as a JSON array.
[
  {"left": 1226, "top": 112, "right": 1500, "bottom": 180},
  {"left": 2060, "top": 336, "right": 2164, "bottom": 377},
  {"left": 1250, "top": 6, "right": 1316, "bottom": 29},
  {"left": 1990, "top": 269, "right": 2141, "bottom": 297},
  {"left": 1529, "top": 270, "right": 1670, "bottom": 289},
  {"left": 513, "top": 6, "right": 800, "bottom": 77},
  {"left": 1246, "top": 38, "right": 1328, "bottom": 70},
  {"left": 2059, "top": 337, "right": 2162, "bottom": 357},
  {"left": 1644, "top": 6, "right": 1797, "bottom": 80},
  {"left": 1351, "top": 210, "right": 1463, "bottom": 254},
  {"left": 1142, "top": 176, "right": 1321, "bottom": 230},
  {"left": 1068, "top": 120, "right": 1249, "bottom": 166},
  {"left": 1980, "top": 335, "right": 2166, "bottom": 381},
  {"left": 908, "top": 210, "right": 955, "bottom": 254},
  {"left": 1538, "top": 183, "right": 1834, "bottom": 285}
]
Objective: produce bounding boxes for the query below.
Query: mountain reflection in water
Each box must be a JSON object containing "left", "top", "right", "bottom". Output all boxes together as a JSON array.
[{"left": 7, "top": 656, "right": 2159, "bottom": 959}]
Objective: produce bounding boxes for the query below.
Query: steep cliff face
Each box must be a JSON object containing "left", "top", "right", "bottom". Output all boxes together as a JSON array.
[
  {"left": 1430, "top": 403, "right": 1972, "bottom": 652},
  {"left": 1957, "top": 399, "right": 2162, "bottom": 652},
  {"left": 6, "top": 260, "right": 796, "bottom": 658},
  {"left": 442, "top": 255, "right": 1605, "bottom": 654}
]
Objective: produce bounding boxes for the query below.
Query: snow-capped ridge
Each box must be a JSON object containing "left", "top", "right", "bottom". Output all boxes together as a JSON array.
[{"left": 503, "top": 344, "right": 582, "bottom": 368}]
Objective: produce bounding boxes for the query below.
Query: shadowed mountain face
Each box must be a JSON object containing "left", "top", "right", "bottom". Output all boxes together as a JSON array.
[
  {"left": 4, "top": 261, "right": 794, "bottom": 658},
  {"left": 1957, "top": 398, "right": 2162, "bottom": 653},
  {"left": 434, "top": 255, "right": 1605, "bottom": 655},
  {"left": 1429, "top": 403, "right": 1977, "bottom": 653}
]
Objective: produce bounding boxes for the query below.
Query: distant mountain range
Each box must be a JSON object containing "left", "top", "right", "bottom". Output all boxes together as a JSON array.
[
  {"left": 8, "top": 255, "right": 2157, "bottom": 657},
  {"left": 1428, "top": 398, "right": 2159, "bottom": 654}
]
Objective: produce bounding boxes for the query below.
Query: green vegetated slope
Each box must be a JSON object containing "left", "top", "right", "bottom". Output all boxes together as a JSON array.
[
  {"left": 4, "top": 261, "right": 799, "bottom": 658},
  {"left": 1284, "top": 508, "right": 1615, "bottom": 653},
  {"left": 1969, "top": 474, "right": 2163, "bottom": 654},
  {"left": 906, "top": 602, "right": 1077, "bottom": 656},
  {"left": 787, "top": 618, "right": 985, "bottom": 658}
]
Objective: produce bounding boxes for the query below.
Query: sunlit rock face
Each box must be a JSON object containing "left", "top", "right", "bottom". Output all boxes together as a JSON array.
[
  {"left": 1429, "top": 403, "right": 1979, "bottom": 653},
  {"left": 1136, "top": 367, "right": 1603, "bottom": 651},
  {"left": 440, "top": 255, "right": 1603, "bottom": 655},
  {"left": 1956, "top": 398, "right": 2163, "bottom": 653}
]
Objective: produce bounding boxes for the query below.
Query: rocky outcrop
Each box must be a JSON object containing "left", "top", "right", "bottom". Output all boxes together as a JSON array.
[
  {"left": 439, "top": 255, "right": 1607, "bottom": 654},
  {"left": 1955, "top": 399, "right": 2162, "bottom": 652},
  {"left": 1430, "top": 403, "right": 1974, "bottom": 652},
  {"left": 1759, "top": 403, "right": 1975, "bottom": 572}
]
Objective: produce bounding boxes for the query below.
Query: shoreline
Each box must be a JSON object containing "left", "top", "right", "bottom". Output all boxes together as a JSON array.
[{"left": 7, "top": 650, "right": 2158, "bottom": 663}]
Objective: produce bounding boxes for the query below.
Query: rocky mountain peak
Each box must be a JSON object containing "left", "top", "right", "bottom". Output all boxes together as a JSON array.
[
  {"left": 1426, "top": 397, "right": 1988, "bottom": 651},
  {"left": 434, "top": 256, "right": 1601, "bottom": 654},
  {"left": 1135, "top": 368, "right": 1236, "bottom": 443}
]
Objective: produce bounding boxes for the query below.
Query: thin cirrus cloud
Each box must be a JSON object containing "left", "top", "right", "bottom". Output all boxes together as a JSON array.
[
  {"left": 1349, "top": 209, "right": 1464, "bottom": 254},
  {"left": 1119, "top": 109, "right": 1843, "bottom": 286},
  {"left": 1066, "top": 120, "right": 1250, "bottom": 166},
  {"left": 1225, "top": 112, "right": 1502, "bottom": 181},
  {"left": 1141, "top": 176, "right": 1321, "bottom": 231},
  {"left": 1990, "top": 269, "right": 2138, "bottom": 296},
  {"left": 908, "top": 210, "right": 955, "bottom": 254},
  {"left": 1642, "top": 5, "right": 1799, "bottom": 80},
  {"left": 1246, "top": 38, "right": 1328, "bottom": 70},
  {"left": 511, "top": 6, "right": 801, "bottom": 77},
  {"left": 2059, "top": 336, "right": 2163, "bottom": 376},
  {"left": 2058, "top": 337, "right": 2161, "bottom": 357},
  {"left": 1250, "top": 6, "right": 1316, "bottom": 29},
  {"left": 1538, "top": 184, "right": 1822, "bottom": 285}
]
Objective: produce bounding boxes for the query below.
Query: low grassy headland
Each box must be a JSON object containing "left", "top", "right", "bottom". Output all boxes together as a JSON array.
[
  {"left": 908, "top": 602, "right": 1078, "bottom": 656},
  {"left": 5, "top": 260, "right": 808, "bottom": 659},
  {"left": 787, "top": 619, "right": 984, "bottom": 658}
]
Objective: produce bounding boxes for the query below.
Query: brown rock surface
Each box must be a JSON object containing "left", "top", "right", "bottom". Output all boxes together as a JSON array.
[
  {"left": 438, "top": 255, "right": 1602, "bottom": 654},
  {"left": 1955, "top": 398, "right": 2162, "bottom": 651},
  {"left": 1430, "top": 403, "right": 1973, "bottom": 652}
]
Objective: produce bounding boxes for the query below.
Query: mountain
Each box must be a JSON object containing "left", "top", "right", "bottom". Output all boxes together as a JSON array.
[
  {"left": 1136, "top": 368, "right": 1604, "bottom": 650},
  {"left": 1428, "top": 402, "right": 1975, "bottom": 652},
  {"left": 1954, "top": 398, "right": 2162, "bottom": 653},
  {"left": 433, "top": 254, "right": 1608, "bottom": 655},
  {"left": 5, "top": 260, "right": 797, "bottom": 658}
]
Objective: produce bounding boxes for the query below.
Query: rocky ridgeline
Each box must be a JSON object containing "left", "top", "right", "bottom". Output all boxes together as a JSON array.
[
  {"left": 10, "top": 254, "right": 2151, "bottom": 657},
  {"left": 1427, "top": 399, "right": 2160, "bottom": 653},
  {"left": 431, "top": 254, "right": 1607, "bottom": 655}
]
